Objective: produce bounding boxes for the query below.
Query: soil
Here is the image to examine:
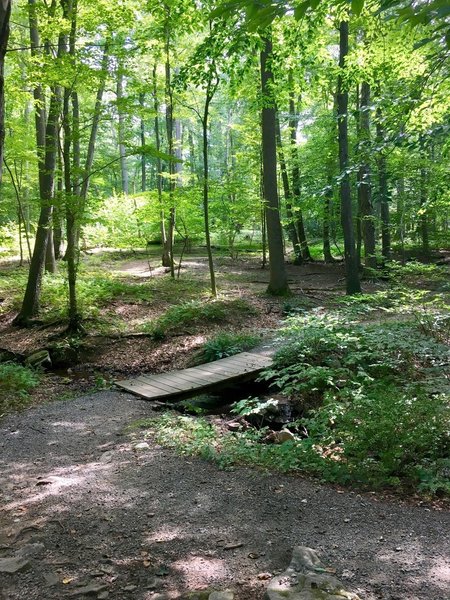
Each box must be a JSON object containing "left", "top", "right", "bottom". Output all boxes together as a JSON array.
[{"left": 1, "top": 391, "right": 449, "bottom": 600}]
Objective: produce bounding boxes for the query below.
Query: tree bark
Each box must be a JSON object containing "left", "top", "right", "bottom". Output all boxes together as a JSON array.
[
  {"left": 288, "top": 72, "right": 311, "bottom": 262},
  {"left": 62, "top": 0, "right": 83, "bottom": 333},
  {"left": 419, "top": 155, "right": 430, "bottom": 255},
  {"left": 0, "top": 0, "right": 11, "bottom": 183},
  {"left": 376, "top": 107, "right": 390, "bottom": 261},
  {"left": 14, "top": 85, "right": 61, "bottom": 323},
  {"left": 202, "top": 81, "right": 218, "bottom": 296},
  {"left": 358, "top": 82, "right": 376, "bottom": 269},
  {"left": 45, "top": 229, "right": 57, "bottom": 272},
  {"left": 164, "top": 11, "right": 175, "bottom": 277},
  {"left": 139, "top": 92, "right": 146, "bottom": 192},
  {"left": 275, "top": 114, "right": 302, "bottom": 264},
  {"left": 116, "top": 65, "right": 129, "bottom": 195},
  {"left": 337, "top": 21, "right": 361, "bottom": 294},
  {"left": 152, "top": 62, "right": 171, "bottom": 266},
  {"left": 323, "top": 177, "right": 334, "bottom": 263},
  {"left": 79, "top": 40, "right": 110, "bottom": 204},
  {"left": 14, "top": 2, "right": 63, "bottom": 324},
  {"left": 260, "top": 33, "right": 289, "bottom": 295}
]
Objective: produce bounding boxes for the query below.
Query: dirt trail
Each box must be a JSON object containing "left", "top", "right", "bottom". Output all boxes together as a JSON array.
[{"left": 0, "top": 391, "right": 449, "bottom": 600}]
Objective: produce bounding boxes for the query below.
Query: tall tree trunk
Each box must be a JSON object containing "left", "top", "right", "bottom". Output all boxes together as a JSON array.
[
  {"left": 63, "top": 0, "right": 82, "bottom": 333},
  {"left": 337, "top": 21, "right": 361, "bottom": 295},
  {"left": 164, "top": 12, "right": 175, "bottom": 277},
  {"left": 14, "top": 3, "right": 63, "bottom": 325},
  {"left": 53, "top": 147, "right": 63, "bottom": 260},
  {"left": 0, "top": 0, "right": 11, "bottom": 183},
  {"left": 288, "top": 72, "right": 311, "bottom": 262},
  {"left": 188, "top": 127, "right": 199, "bottom": 182},
  {"left": 152, "top": 62, "right": 171, "bottom": 266},
  {"left": 419, "top": 163, "right": 429, "bottom": 255},
  {"left": 376, "top": 107, "right": 390, "bottom": 261},
  {"left": 260, "top": 158, "right": 267, "bottom": 268},
  {"left": 79, "top": 40, "right": 110, "bottom": 204},
  {"left": 355, "top": 88, "right": 362, "bottom": 269},
  {"left": 202, "top": 81, "right": 218, "bottom": 297},
  {"left": 323, "top": 175, "right": 334, "bottom": 263},
  {"left": 275, "top": 114, "right": 302, "bottom": 265},
  {"left": 139, "top": 92, "right": 146, "bottom": 192},
  {"left": 14, "top": 86, "right": 62, "bottom": 323},
  {"left": 358, "top": 82, "right": 376, "bottom": 269},
  {"left": 45, "top": 229, "right": 57, "bottom": 272},
  {"left": 116, "top": 65, "right": 129, "bottom": 195},
  {"left": 260, "top": 32, "right": 289, "bottom": 295}
]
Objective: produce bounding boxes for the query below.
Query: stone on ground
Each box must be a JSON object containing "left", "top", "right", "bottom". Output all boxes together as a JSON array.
[
  {"left": 264, "top": 546, "right": 360, "bottom": 600},
  {"left": 208, "top": 592, "right": 234, "bottom": 600},
  {"left": 0, "top": 543, "right": 45, "bottom": 574}
]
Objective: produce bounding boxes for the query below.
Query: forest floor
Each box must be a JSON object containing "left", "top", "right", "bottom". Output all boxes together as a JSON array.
[
  {"left": 1, "top": 390, "right": 449, "bottom": 600},
  {"left": 1, "top": 249, "right": 449, "bottom": 599},
  {"left": 0, "top": 249, "right": 364, "bottom": 404}
]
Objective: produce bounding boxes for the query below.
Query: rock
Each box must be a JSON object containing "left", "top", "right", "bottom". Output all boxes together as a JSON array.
[
  {"left": 0, "top": 556, "right": 30, "bottom": 573},
  {"left": 134, "top": 442, "right": 150, "bottom": 450},
  {"left": 70, "top": 582, "right": 108, "bottom": 596},
  {"left": 209, "top": 592, "right": 234, "bottom": 600},
  {"left": 44, "top": 572, "right": 60, "bottom": 586},
  {"left": 275, "top": 429, "right": 295, "bottom": 444},
  {"left": 264, "top": 429, "right": 295, "bottom": 444},
  {"left": 264, "top": 546, "right": 360, "bottom": 600},
  {"left": 123, "top": 584, "right": 137, "bottom": 591},
  {"left": 0, "top": 542, "right": 45, "bottom": 573},
  {"left": 18, "top": 543, "right": 45, "bottom": 558},
  {"left": 25, "top": 350, "right": 52, "bottom": 369},
  {"left": 226, "top": 421, "right": 242, "bottom": 432},
  {"left": 99, "top": 451, "right": 116, "bottom": 463}
]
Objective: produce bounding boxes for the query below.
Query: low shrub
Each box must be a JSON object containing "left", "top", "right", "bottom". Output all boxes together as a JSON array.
[
  {"left": 0, "top": 362, "right": 40, "bottom": 414},
  {"left": 142, "top": 298, "right": 257, "bottom": 338},
  {"left": 194, "top": 332, "right": 260, "bottom": 363}
]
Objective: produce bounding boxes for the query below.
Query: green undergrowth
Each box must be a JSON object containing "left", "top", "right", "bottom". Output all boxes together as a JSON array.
[
  {"left": 0, "top": 260, "right": 210, "bottom": 323},
  {"left": 335, "top": 287, "right": 449, "bottom": 320},
  {"left": 139, "top": 309, "right": 450, "bottom": 498},
  {"left": 192, "top": 331, "right": 260, "bottom": 364},
  {"left": 140, "top": 298, "right": 257, "bottom": 339},
  {"left": 0, "top": 362, "right": 40, "bottom": 414},
  {"left": 387, "top": 260, "right": 448, "bottom": 284}
]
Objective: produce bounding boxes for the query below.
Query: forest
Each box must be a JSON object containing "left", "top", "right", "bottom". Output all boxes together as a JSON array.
[
  {"left": 1, "top": 0, "right": 450, "bottom": 492},
  {"left": 0, "top": 2, "right": 450, "bottom": 599}
]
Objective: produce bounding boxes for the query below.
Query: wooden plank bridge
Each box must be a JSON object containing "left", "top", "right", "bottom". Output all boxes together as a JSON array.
[{"left": 115, "top": 352, "right": 273, "bottom": 401}]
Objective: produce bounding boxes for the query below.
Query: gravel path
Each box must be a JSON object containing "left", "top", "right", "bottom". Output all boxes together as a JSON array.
[{"left": 0, "top": 391, "right": 449, "bottom": 599}]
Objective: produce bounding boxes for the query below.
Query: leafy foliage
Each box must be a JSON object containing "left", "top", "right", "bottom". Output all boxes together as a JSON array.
[
  {"left": 142, "top": 298, "right": 257, "bottom": 339},
  {"left": 194, "top": 331, "right": 260, "bottom": 363},
  {"left": 0, "top": 362, "right": 40, "bottom": 413},
  {"left": 144, "top": 306, "right": 450, "bottom": 497}
]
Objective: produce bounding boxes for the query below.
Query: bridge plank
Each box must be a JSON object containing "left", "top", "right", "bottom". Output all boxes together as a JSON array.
[{"left": 116, "top": 351, "right": 273, "bottom": 401}]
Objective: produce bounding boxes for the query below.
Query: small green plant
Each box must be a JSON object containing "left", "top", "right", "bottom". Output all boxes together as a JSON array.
[
  {"left": 264, "top": 312, "right": 449, "bottom": 409},
  {"left": 387, "top": 260, "right": 446, "bottom": 282},
  {"left": 194, "top": 332, "right": 259, "bottom": 363},
  {"left": 142, "top": 298, "right": 257, "bottom": 338},
  {"left": 0, "top": 362, "right": 40, "bottom": 414}
]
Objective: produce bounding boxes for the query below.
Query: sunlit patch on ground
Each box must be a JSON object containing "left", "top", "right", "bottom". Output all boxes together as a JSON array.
[
  {"left": 145, "top": 525, "right": 183, "bottom": 543},
  {"left": 171, "top": 554, "right": 230, "bottom": 589}
]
